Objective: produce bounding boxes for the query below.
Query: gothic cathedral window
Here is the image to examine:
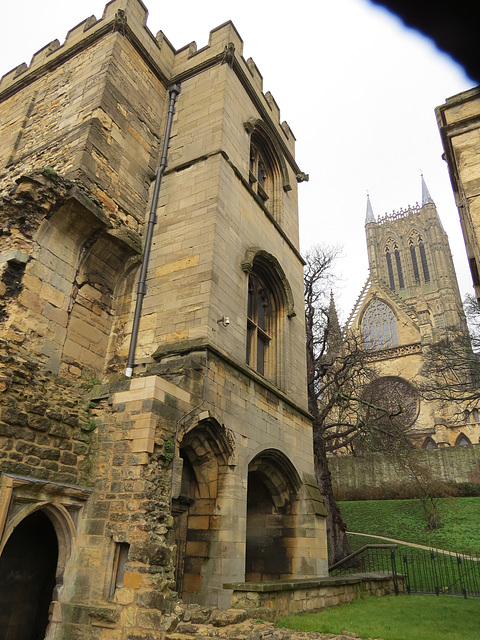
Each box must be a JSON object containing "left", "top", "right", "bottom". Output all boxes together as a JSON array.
[{"left": 362, "top": 299, "right": 399, "bottom": 350}]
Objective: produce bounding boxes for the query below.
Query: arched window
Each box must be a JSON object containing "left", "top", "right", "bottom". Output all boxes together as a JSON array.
[
  {"left": 243, "top": 251, "right": 293, "bottom": 386},
  {"left": 394, "top": 244, "right": 404, "bottom": 289},
  {"left": 423, "top": 437, "right": 438, "bottom": 449},
  {"left": 385, "top": 246, "right": 395, "bottom": 290},
  {"left": 362, "top": 299, "right": 399, "bottom": 350},
  {"left": 473, "top": 408, "right": 479, "bottom": 422},
  {"left": 418, "top": 237, "right": 430, "bottom": 282},
  {"left": 247, "top": 272, "right": 273, "bottom": 376},
  {"left": 456, "top": 433, "right": 471, "bottom": 447},
  {"left": 249, "top": 143, "right": 271, "bottom": 205},
  {"left": 409, "top": 239, "right": 420, "bottom": 284},
  {"left": 465, "top": 409, "right": 471, "bottom": 423},
  {"left": 244, "top": 119, "right": 292, "bottom": 224}
]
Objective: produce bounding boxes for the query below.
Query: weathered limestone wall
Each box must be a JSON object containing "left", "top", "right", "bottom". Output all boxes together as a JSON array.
[
  {"left": 0, "top": 0, "right": 174, "bottom": 230},
  {"left": 329, "top": 444, "right": 480, "bottom": 499}
]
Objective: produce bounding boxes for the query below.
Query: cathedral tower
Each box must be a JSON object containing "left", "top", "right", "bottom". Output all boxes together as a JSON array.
[{"left": 347, "top": 177, "right": 473, "bottom": 449}]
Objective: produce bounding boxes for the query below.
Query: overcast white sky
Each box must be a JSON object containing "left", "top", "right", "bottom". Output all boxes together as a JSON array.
[{"left": 0, "top": 0, "right": 475, "bottom": 320}]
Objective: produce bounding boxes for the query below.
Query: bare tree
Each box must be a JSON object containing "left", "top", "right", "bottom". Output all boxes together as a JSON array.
[
  {"left": 418, "top": 294, "right": 480, "bottom": 411},
  {"left": 304, "top": 245, "right": 376, "bottom": 563}
]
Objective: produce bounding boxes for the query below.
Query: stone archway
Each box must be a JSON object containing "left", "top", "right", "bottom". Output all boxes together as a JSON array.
[
  {"left": 0, "top": 509, "right": 59, "bottom": 640},
  {"left": 172, "top": 418, "right": 234, "bottom": 604},
  {"left": 245, "top": 449, "right": 301, "bottom": 582}
]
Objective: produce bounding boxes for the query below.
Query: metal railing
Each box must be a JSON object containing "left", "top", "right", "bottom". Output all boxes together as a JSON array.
[{"left": 329, "top": 544, "right": 480, "bottom": 598}]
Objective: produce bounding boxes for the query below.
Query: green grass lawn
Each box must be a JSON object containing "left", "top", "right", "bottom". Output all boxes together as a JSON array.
[
  {"left": 339, "top": 497, "right": 480, "bottom": 554},
  {"left": 277, "top": 595, "right": 480, "bottom": 640}
]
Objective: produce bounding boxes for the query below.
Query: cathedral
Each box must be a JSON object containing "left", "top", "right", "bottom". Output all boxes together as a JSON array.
[
  {"left": 0, "top": 1, "right": 329, "bottom": 638},
  {"left": 346, "top": 176, "right": 478, "bottom": 449}
]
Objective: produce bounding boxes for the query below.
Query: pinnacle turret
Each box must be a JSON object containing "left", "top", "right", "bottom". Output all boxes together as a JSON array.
[
  {"left": 326, "top": 291, "right": 343, "bottom": 354},
  {"left": 421, "top": 174, "right": 434, "bottom": 205},
  {"left": 365, "top": 193, "right": 375, "bottom": 224}
]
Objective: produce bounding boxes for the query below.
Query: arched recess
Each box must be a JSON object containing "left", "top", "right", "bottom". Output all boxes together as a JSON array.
[
  {"left": 61, "top": 228, "right": 141, "bottom": 378},
  {"left": 246, "top": 449, "right": 301, "bottom": 582},
  {"left": 0, "top": 503, "right": 74, "bottom": 640},
  {"left": 171, "top": 418, "right": 234, "bottom": 603}
]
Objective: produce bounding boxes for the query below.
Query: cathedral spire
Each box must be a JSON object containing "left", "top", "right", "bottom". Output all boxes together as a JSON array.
[
  {"left": 421, "top": 173, "right": 434, "bottom": 205},
  {"left": 365, "top": 193, "right": 375, "bottom": 224}
]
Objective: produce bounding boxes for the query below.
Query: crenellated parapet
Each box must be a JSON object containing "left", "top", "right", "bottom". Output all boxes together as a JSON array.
[{"left": 376, "top": 204, "right": 422, "bottom": 224}]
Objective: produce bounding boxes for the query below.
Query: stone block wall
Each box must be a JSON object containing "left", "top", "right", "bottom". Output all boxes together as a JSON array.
[
  {"left": 228, "top": 574, "right": 401, "bottom": 620},
  {"left": 329, "top": 444, "right": 480, "bottom": 499}
]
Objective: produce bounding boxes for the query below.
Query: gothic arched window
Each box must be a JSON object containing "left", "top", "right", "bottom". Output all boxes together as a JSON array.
[
  {"left": 362, "top": 299, "right": 399, "bottom": 350},
  {"left": 422, "top": 437, "right": 438, "bottom": 450},
  {"left": 419, "top": 237, "right": 430, "bottom": 282},
  {"left": 456, "top": 433, "right": 471, "bottom": 447},
  {"left": 394, "top": 244, "right": 404, "bottom": 289},
  {"left": 409, "top": 239, "right": 420, "bottom": 284},
  {"left": 385, "top": 247, "right": 395, "bottom": 290}
]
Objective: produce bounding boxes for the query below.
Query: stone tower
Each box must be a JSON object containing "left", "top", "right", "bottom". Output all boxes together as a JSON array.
[
  {"left": 363, "top": 176, "right": 467, "bottom": 342},
  {"left": 347, "top": 177, "right": 474, "bottom": 448},
  {"left": 0, "top": 1, "right": 327, "bottom": 638}
]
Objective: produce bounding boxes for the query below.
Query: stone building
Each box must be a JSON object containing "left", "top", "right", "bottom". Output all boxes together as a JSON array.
[
  {"left": 346, "top": 177, "right": 478, "bottom": 449},
  {"left": 0, "top": 1, "right": 327, "bottom": 638},
  {"left": 436, "top": 86, "right": 480, "bottom": 302}
]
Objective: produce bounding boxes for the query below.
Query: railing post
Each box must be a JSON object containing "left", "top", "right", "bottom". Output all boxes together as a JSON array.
[
  {"left": 431, "top": 550, "right": 440, "bottom": 596},
  {"left": 391, "top": 547, "right": 399, "bottom": 595},
  {"left": 457, "top": 555, "right": 467, "bottom": 599},
  {"left": 403, "top": 553, "right": 411, "bottom": 595}
]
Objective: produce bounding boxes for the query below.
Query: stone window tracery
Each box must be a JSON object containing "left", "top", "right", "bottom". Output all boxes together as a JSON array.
[{"left": 362, "top": 299, "right": 399, "bottom": 350}]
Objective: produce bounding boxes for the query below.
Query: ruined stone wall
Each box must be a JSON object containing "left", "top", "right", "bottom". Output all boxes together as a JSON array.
[
  {"left": 0, "top": 338, "right": 92, "bottom": 484},
  {"left": 329, "top": 444, "right": 480, "bottom": 499}
]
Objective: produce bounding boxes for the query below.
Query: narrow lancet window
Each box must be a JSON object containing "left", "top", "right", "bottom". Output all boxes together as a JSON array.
[
  {"left": 410, "top": 240, "right": 420, "bottom": 283},
  {"left": 394, "top": 245, "right": 404, "bottom": 289},
  {"left": 385, "top": 247, "right": 395, "bottom": 290},
  {"left": 419, "top": 239, "right": 430, "bottom": 282}
]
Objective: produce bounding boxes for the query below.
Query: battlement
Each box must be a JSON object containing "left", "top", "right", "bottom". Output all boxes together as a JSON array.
[
  {"left": 0, "top": 0, "right": 176, "bottom": 94},
  {"left": 0, "top": 0, "right": 295, "bottom": 150},
  {"left": 376, "top": 203, "right": 422, "bottom": 224}
]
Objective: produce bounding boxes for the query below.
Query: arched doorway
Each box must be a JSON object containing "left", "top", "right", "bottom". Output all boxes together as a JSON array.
[
  {"left": 172, "top": 418, "right": 233, "bottom": 603},
  {"left": 0, "top": 509, "right": 59, "bottom": 640},
  {"left": 246, "top": 449, "right": 301, "bottom": 582}
]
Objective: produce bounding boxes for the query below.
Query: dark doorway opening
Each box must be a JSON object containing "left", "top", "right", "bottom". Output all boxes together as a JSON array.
[
  {"left": 0, "top": 509, "right": 59, "bottom": 640},
  {"left": 245, "top": 470, "right": 289, "bottom": 581}
]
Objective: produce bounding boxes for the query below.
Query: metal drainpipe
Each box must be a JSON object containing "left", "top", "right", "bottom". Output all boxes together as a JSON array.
[{"left": 125, "top": 84, "right": 181, "bottom": 377}]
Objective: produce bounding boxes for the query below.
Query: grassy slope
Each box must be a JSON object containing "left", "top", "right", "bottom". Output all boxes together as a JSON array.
[
  {"left": 277, "top": 595, "right": 480, "bottom": 640},
  {"left": 339, "top": 497, "right": 480, "bottom": 554}
]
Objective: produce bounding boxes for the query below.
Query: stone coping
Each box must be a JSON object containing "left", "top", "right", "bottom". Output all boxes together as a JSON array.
[{"left": 224, "top": 572, "right": 393, "bottom": 592}]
